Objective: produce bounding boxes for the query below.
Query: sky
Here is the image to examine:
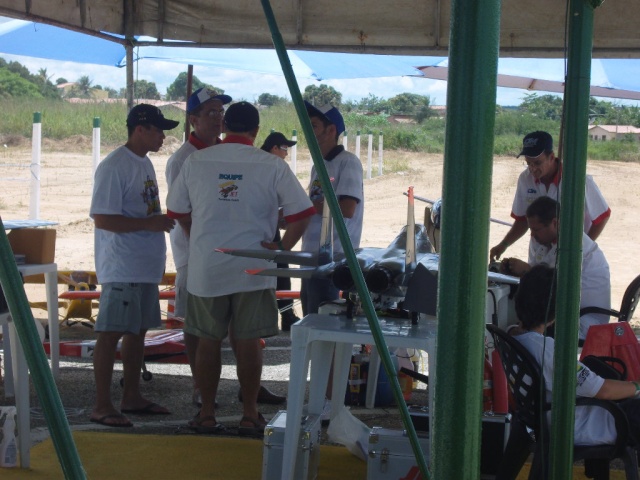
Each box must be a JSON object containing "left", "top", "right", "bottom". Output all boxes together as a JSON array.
[{"left": 2, "top": 15, "right": 640, "bottom": 107}]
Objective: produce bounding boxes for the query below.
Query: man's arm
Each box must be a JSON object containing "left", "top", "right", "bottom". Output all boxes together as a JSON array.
[
  {"left": 587, "top": 216, "right": 609, "bottom": 241},
  {"left": 177, "top": 214, "right": 192, "bottom": 236},
  {"left": 93, "top": 213, "right": 175, "bottom": 233},
  {"left": 594, "top": 378, "right": 638, "bottom": 401},
  {"left": 489, "top": 218, "right": 529, "bottom": 261},
  {"left": 338, "top": 196, "right": 358, "bottom": 219}
]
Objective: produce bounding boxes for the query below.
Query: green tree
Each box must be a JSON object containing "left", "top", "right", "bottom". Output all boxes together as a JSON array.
[
  {"left": 104, "top": 87, "right": 119, "bottom": 98},
  {"left": 166, "top": 73, "right": 225, "bottom": 101},
  {"left": 302, "top": 84, "right": 342, "bottom": 107},
  {"left": 56, "top": 77, "right": 68, "bottom": 85},
  {"left": 67, "top": 75, "right": 94, "bottom": 99},
  {"left": 387, "top": 93, "right": 431, "bottom": 115},
  {"left": 0, "top": 68, "right": 43, "bottom": 99},
  {"left": 354, "top": 94, "right": 389, "bottom": 114},
  {"left": 519, "top": 93, "right": 564, "bottom": 121},
  {"left": 134, "top": 79, "right": 161, "bottom": 100},
  {"left": 258, "top": 92, "right": 287, "bottom": 107}
]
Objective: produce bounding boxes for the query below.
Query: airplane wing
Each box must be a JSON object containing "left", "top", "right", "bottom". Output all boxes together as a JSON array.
[{"left": 215, "top": 248, "right": 318, "bottom": 266}]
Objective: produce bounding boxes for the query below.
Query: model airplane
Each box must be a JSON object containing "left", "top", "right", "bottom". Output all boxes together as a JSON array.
[{"left": 217, "top": 187, "right": 518, "bottom": 312}]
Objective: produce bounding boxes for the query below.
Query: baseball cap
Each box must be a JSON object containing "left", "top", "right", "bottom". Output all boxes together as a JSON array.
[
  {"left": 260, "top": 132, "right": 297, "bottom": 152},
  {"left": 223, "top": 101, "right": 260, "bottom": 132},
  {"left": 304, "top": 101, "right": 345, "bottom": 136},
  {"left": 126, "top": 104, "right": 179, "bottom": 130},
  {"left": 187, "top": 87, "right": 232, "bottom": 114},
  {"left": 517, "top": 131, "right": 553, "bottom": 158}
]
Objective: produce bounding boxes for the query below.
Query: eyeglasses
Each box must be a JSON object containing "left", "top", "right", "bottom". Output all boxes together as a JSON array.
[
  {"left": 204, "top": 109, "right": 225, "bottom": 118},
  {"left": 278, "top": 145, "right": 288, "bottom": 151}
]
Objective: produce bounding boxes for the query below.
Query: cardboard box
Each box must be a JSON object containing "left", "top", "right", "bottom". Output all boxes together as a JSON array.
[{"left": 7, "top": 228, "right": 56, "bottom": 264}]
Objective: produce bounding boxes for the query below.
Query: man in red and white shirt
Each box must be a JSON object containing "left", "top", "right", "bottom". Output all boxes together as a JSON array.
[
  {"left": 166, "top": 102, "right": 314, "bottom": 434},
  {"left": 490, "top": 130, "right": 610, "bottom": 261}
]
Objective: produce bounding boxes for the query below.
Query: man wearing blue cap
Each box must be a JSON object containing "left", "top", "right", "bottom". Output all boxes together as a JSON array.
[
  {"left": 165, "top": 87, "right": 231, "bottom": 408},
  {"left": 490, "top": 130, "right": 610, "bottom": 261},
  {"left": 301, "top": 102, "right": 364, "bottom": 316},
  {"left": 90, "top": 104, "right": 178, "bottom": 427}
]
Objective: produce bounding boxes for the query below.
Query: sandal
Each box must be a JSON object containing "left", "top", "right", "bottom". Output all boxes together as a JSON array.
[
  {"left": 188, "top": 415, "right": 226, "bottom": 434},
  {"left": 238, "top": 413, "right": 267, "bottom": 437}
]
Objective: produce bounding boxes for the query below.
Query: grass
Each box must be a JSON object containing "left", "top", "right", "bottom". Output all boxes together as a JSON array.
[{"left": 1, "top": 98, "right": 639, "bottom": 161}]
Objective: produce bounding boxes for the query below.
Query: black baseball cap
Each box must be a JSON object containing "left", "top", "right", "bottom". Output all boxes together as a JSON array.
[
  {"left": 260, "top": 132, "right": 297, "bottom": 152},
  {"left": 224, "top": 102, "right": 260, "bottom": 133},
  {"left": 126, "top": 104, "right": 179, "bottom": 130},
  {"left": 517, "top": 131, "right": 553, "bottom": 158}
]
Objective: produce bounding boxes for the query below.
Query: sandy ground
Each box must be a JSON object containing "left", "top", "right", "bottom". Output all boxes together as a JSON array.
[{"left": 2, "top": 137, "right": 639, "bottom": 313}]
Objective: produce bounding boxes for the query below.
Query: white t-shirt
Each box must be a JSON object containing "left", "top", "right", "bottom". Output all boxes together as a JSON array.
[
  {"left": 516, "top": 332, "right": 616, "bottom": 446},
  {"left": 166, "top": 139, "right": 313, "bottom": 297},
  {"left": 529, "top": 233, "right": 611, "bottom": 340},
  {"left": 301, "top": 147, "right": 364, "bottom": 255},
  {"left": 90, "top": 145, "right": 166, "bottom": 284},
  {"left": 511, "top": 168, "right": 610, "bottom": 234},
  {"left": 165, "top": 140, "right": 198, "bottom": 269}
]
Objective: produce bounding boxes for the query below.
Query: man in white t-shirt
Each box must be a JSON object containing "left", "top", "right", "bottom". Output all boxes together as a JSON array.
[
  {"left": 89, "top": 104, "right": 178, "bottom": 427},
  {"left": 300, "top": 102, "right": 364, "bottom": 315},
  {"left": 512, "top": 265, "right": 640, "bottom": 448},
  {"left": 502, "top": 196, "right": 610, "bottom": 342},
  {"left": 490, "top": 130, "right": 610, "bottom": 262},
  {"left": 166, "top": 102, "right": 314, "bottom": 434}
]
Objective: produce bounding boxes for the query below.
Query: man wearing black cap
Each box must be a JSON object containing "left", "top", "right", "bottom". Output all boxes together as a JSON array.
[
  {"left": 165, "top": 87, "right": 231, "bottom": 408},
  {"left": 167, "top": 102, "right": 314, "bottom": 434},
  {"left": 260, "top": 132, "right": 300, "bottom": 331},
  {"left": 89, "top": 104, "right": 178, "bottom": 427},
  {"left": 301, "top": 102, "right": 364, "bottom": 316},
  {"left": 490, "top": 130, "right": 610, "bottom": 262}
]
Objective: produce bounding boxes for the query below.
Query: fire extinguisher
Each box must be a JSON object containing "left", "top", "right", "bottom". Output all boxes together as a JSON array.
[{"left": 483, "top": 354, "right": 493, "bottom": 412}]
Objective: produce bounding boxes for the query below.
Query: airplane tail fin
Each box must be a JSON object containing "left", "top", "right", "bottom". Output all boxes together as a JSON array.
[{"left": 405, "top": 186, "right": 416, "bottom": 270}]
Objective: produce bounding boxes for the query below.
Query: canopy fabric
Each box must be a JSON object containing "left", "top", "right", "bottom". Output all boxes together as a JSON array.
[{"left": 0, "top": 0, "right": 639, "bottom": 57}]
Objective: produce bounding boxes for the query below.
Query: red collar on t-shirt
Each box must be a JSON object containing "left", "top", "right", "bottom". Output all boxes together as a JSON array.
[
  {"left": 188, "top": 132, "right": 221, "bottom": 150},
  {"left": 535, "top": 160, "right": 562, "bottom": 187},
  {"left": 221, "top": 135, "right": 254, "bottom": 146}
]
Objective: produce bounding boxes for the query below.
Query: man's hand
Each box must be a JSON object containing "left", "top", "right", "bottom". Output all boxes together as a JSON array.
[
  {"left": 500, "top": 257, "right": 530, "bottom": 277},
  {"left": 490, "top": 242, "right": 508, "bottom": 262},
  {"left": 147, "top": 214, "right": 175, "bottom": 233}
]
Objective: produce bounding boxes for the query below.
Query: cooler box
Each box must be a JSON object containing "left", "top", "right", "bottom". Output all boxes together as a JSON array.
[
  {"left": 407, "top": 407, "right": 511, "bottom": 478},
  {"left": 367, "top": 427, "right": 430, "bottom": 480},
  {"left": 262, "top": 411, "right": 321, "bottom": 480}
]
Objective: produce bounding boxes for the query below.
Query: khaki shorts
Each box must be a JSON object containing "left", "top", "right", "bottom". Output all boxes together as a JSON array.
[
  {"left": 185, "top": 289, "right": 278, "bottom": 341},
  {"left": 94, "top": 283, "right": 161, "bottom": 334}
]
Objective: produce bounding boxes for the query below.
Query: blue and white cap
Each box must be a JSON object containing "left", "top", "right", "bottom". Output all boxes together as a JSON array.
[
  {"left": 187, "top": 88, "right": 232, "bottom": 114},
  {"left": 304, "top": 101, "right": 345, "bottom": 136}
]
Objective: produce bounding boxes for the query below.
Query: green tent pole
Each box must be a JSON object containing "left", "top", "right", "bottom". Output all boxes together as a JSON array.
[
  {"left": 432, "top": 0, "right": 501, "bottom": 477},
  {"left": 550, "top": 0, "right": 603, "bottom": 478},
  {"left": 0, "top": 224, "right": 86, "bottom": 479},
  {"left": 259, "top": 1, "right": 430, "bottom": 479}
]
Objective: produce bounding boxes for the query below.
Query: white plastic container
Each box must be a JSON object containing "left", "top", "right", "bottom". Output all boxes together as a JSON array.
[{"left": 0, "top": 406, "right": 18, "bottom": 468}]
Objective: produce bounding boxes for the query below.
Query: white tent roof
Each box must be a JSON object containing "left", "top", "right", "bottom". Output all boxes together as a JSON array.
[{"left": 0, "top": 0, "right": 638, "bottom": 57}]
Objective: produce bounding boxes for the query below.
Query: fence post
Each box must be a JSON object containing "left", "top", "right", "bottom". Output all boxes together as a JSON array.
[
  {"left": 29, "top": 112, "right": 42, "bottom": 220},
  {"left": 355, "top": 130, "right": 361, "bottom": 162},
  {"left": 92, "top": 117, "right": 101, "bottom": 186},
  {"left": 367, "top": 131, "right": 373, "bottom": 179},
  {"left": 343, "top": 130, "right": 348, "bottom": 151},
  {"left": 291, "top": 129, "right": 297, "bottom": 175},
  {"left": 378, "top": 131, "right": 384, "bottom": 176}
]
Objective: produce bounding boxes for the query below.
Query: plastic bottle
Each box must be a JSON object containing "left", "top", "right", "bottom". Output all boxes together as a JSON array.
[{"left": 0, "top": 406, "right": 17, "bottom": 468}]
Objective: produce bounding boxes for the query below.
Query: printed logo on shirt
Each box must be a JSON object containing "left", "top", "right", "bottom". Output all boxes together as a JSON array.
[
  {"left": 141, "top": 176, "right": 161, "bottom": 215},
  {"left": 219, "top": 180, "right": 239, "bottom": 201},
  {"left": 309, "top": 179, "right": 324, "bottom": 202},
  {"left": 576, "top": 363, "right": 591, "bottom": 387}
]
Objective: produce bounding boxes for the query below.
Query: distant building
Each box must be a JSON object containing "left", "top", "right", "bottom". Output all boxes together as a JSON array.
[{"left": 588, "top": 124, "right": 640, "bottom": 141}]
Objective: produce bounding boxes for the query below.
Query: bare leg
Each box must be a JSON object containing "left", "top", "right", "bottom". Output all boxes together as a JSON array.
[
  {"left": 92, "top": 330, "right": 130, "bottom": 425},
  {"left": 184, "top": 331, "right": 199, "bottom": 383},
  {"left": 194, "top": 336, "right": 222, "bottom": 420},
  {"left": 235, "top": 337, "right": 263, "bottom": 420}
]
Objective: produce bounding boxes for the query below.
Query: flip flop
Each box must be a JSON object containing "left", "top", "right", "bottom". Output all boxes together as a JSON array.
[
  {"left": 121, "top": 402, "right": 171, "bottom": 415},
  {"left": 188, "top": 415, "right": 226, "bottom": 434},
  {"left": 90, "top": 413, "right": 133, "bottom": 428},
  {"left": 238, "top": 413, "right": 267, "bottom": 437}
]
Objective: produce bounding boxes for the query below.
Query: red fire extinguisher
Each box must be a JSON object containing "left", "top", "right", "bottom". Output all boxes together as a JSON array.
[{"left": 483, "top": 354, "right": 493, "bottom": 412}]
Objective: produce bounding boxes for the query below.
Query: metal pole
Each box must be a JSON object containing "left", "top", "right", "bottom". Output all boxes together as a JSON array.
[
  {"left": 92, "top": 117, "right": 101, "bottom": 187},
  {"left": 433, "top": 0, "right": 501, "bottom": 477},
  {"left": 367, "top": 131, "right": 373, "bottom": 180},
  {"left": 260, "top": 1, "right": 429, "bottom": 479},
  {"left": 550, "top": 1, "right": 602, "bottom": 478},
  {"left": 378, "top": 131, "right": 383, "bottom": 176},
  {"left": 291, "top": 129, "right": 298, "bottom": 175},
  {"left": 0, "top": 224, "right": 86, "bottom": 479}
]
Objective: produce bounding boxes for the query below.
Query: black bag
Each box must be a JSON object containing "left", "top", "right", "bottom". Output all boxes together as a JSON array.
[{"left": 581, "top": 355, "right": 627, "bottom": 381}]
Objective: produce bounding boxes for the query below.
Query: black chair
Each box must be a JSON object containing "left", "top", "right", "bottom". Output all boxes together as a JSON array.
[
  {"left": 486, "top": 324, "right": 639, "bottom": 480},
  {"left": 580, "top": 274, "right": 640, "bottom": 323}
]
